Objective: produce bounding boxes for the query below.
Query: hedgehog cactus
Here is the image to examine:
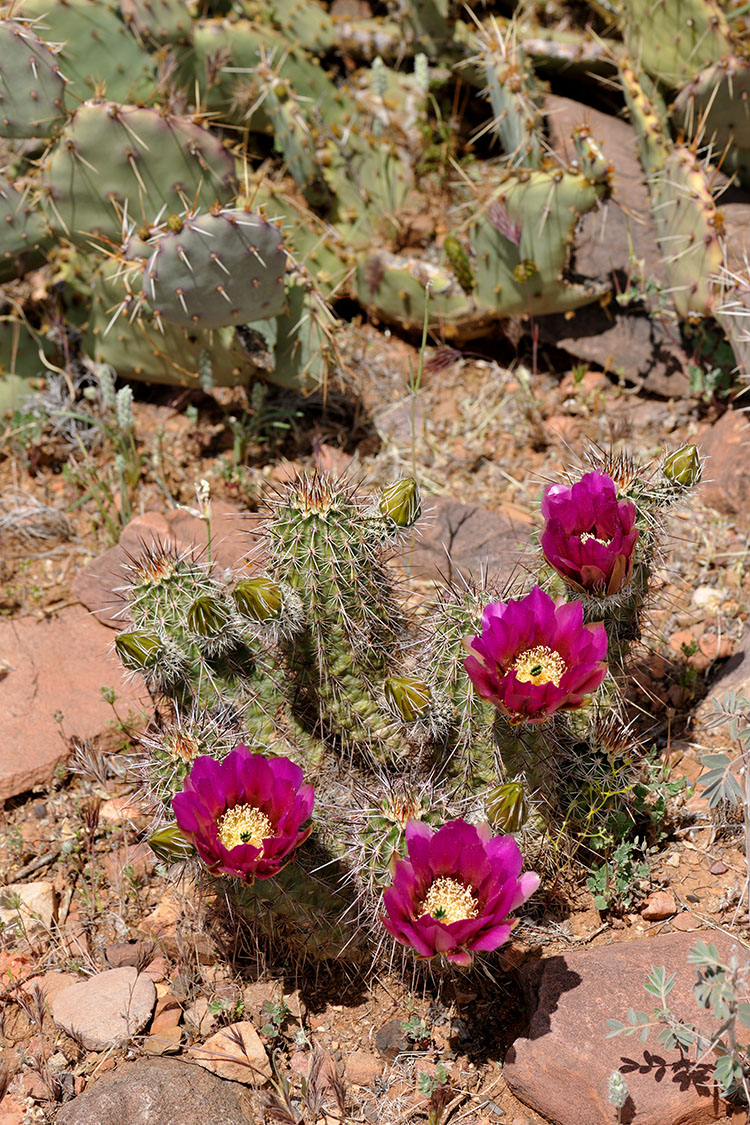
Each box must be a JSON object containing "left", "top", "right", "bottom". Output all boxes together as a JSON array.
[{"left": 105, "top": 457, "right": 703, "bottom": 968}]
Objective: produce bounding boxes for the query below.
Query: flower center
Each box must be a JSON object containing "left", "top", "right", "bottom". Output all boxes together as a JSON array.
[
  {"left": 217, "top": 804, "right": 274, "bottom": 851},
  {"left": 511, "top": 645, "right": 567, "bottom": 686},
  {"left": 579, "top": 529, "right": 612, "bottom": 546},
  {"left": 419, "top": 877, "right": 478, "bottom": 924}
]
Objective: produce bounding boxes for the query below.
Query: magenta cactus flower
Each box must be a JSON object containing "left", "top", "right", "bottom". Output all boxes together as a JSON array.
[
  {"left": 382, "top": 819, "right": 540, "bottom": 966},
  {"left": 172, "top": 745, "right": 314, "bottom": 882},
  {"left": 541, "top": 471, "right": 639, "bottom": 596},
  {"left": 463, "top": 586, "right": 607, "bottom": 724}
]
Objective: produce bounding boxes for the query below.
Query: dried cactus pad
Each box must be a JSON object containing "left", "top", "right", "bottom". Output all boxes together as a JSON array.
[
  {"left": 142, "top": 209, "right": 287, "bottom": 329},
  {"left": 0, "top": 19, "right": 66, "bottom": 138}
]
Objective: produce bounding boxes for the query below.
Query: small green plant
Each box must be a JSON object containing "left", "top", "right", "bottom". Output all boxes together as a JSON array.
[
  {"left": 208, "top": 995, "right": 246, "bottom": 1026},
  {"left": 418, "top": 1062, "right": 451, "bottom": 1125},
  {"left": 401, "top": 1014, "right": 431, "bottom": 1046},
  {"left": 586, "top": 836, "right": 652, "bottom": 912},
  {"left": 261, "top": 997, "right": 290, "bottom": 1039},
  {"left": 607, "top": 941, "right": 750, "bottom": 1104}
]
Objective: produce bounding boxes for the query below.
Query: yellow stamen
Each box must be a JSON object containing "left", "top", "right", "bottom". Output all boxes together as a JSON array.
[
  {"left": 217, "top": 804, "right": 274, "bottom": 851},
  {"left": 419, "top": 877, "right": 478, "bottom": 924},
  {"left": 511, "top": 645, "right": 567, "bottom": 686},
  {"left": 579, "top": 530, "right": 611, "bottom": 546}
]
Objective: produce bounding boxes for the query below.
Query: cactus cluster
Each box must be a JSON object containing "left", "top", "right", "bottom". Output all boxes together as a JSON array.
[
  {"left": 109, "top": 453, "right": 701, "bottom": 969},
  {"left": 6, "top": 0, "right": 750, "bottom": 399}
]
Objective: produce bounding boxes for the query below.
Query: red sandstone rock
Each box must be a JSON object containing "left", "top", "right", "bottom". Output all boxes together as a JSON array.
[
  {"left": 72, "top": 503, "right": 263, "bottom": 628},
  {"left": 640, "top": 891, "right": 677, "bottom": 921},
  {"left": 504, "top": 929, "right": 738, "bottom": 1125},
  {"left": 0, "top": 607, "right": 149, "bottom": 801}
]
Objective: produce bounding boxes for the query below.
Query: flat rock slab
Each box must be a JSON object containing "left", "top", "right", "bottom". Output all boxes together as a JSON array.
[
  {"left": 55, "top": 1057, "right": 256, "bottom": 1125},
  {"left": 52, "top": 967, "right": 156, "bottom": 1051},
  {"left": 190, "top": 1020, "right": 272, "bottom": 1085},
  {"left": 697, "top": 410, "right": 750, "bottom": 523},
  {"left": 0, "top": 880, "right": 55, "bottom": 933},
  {"left": 504, "top": 929, "right": 737, "bottom": 1125},
  {"left": 539, "top": 305, "right": 691, "bottom": 399},
  {"left": 398, "top": 495, "right": 530, "bottom": 584},
  {"left": 72, "top": 502, "right": 262, "bottom": 627},
  {"left": 0, "top": 607, "right": 150, "bottom": 801}
]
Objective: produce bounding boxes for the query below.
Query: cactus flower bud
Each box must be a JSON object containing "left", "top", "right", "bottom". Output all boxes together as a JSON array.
[
  {"left": 486, "top": 781, "right": 528, "bottom": 833},
  {"left": 115, "top": 630, "right": 164, "bottom": 671},
  {"left": 187, "top": 595, "right": 232, "bottom": 638},
  {"left": 234, "top": 577, "right": 283, "bottom": 622},
  {"left": 663, "top": 444, "right": 701, "bottom": 487},
  {"left": 148, "top": 823, "right": 195, "bottom": 863},
  {"left": 384, "top": 676, "right": 432, "bottom": 722},
  {"left": 379, "top": 478, "right": 421, "bottom": 527}
]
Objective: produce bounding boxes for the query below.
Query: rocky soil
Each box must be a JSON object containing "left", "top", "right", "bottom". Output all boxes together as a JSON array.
[{"left": 4, "top": 100, "right": 750, "bottom": 1124}]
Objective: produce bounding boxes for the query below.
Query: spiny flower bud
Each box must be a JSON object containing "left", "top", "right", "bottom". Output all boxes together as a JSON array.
[
  {"left": 486, "top": 781, "right": 528, "bottom": 833},
  {"left": 233, "top": 577, "right": 283, "bottom": 622},
  {"left": 187, "top": 595, "right": 235, "bottom": 655},
  {"left": 115, "top": 630, "right": 164, "bottom": 671},
  {"left": 663, "top": 444, "right": 701, "bottom": 487},
  {"left": 384, "top": 676, "right": 432, "bottom": 722},
  {"left": 148, "top": 823, "right": 195, "bottom": 863},
  {"left": 379, "top": 478, "right": 421, "bottom": 528}
]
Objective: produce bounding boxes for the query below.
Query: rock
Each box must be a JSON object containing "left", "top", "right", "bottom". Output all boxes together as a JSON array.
[
  {"left": 52, "top": 967, "right": 156, "bottom": 1051},
  {"left": 398, "top": 495, "right": 528, "bottom": 584},
  {"left": 710, "top": 861, "right": 729, "bottom": 875},
  {"left": 72, "top": 504, "right": 263, "bottom": 628},
  {"left": 21, "top": 971, "right": 80, "bottom": 1009},
  {"left": 0, "top": 881, "right": 56, "bottom": 932},
  {"left": 0, "top": 607, "right": 149, "bottom": 800},
  {"left": 539, "top": 305, "right": 690, "bottom": 399},
  {"left": 345, "top": 1050, "right": 383, "bottom": 1086},
  {"left": 101, "top": 841, "right": 155, "bottom": 886},
  {"left": 546, "top": 95, "right": 666, "bottom": 286},
  {"left": 670, "top": 911, "right": 701, "bottom": 932},
  {"left": 55, "top": 1057, "right": 255, "bottom": 1124},
  {"left": 105, "top": 940, "right": 157, "bottom": 969},
  {"left": 0, "top": 1089, "right": 27, "bottom": 1125},
  {"left": 640, "top": 891, "right": 677, "bottom": 921},
  {"left": 698, "top": 634, "right": 734, "bottom": 661},
  {"left": 695, "top": 624, "right": 750, "bottom": 730},
  {"left": 692, "top": 586, "right": 726, "bottom": 610},
  {"left": 191, "top": 1021, "right": 271, "bottom": 1085},
  {"left": 289, "top": 1052, "right": 339, "bottom": 1088},
  {"left": 697, "top": 410, "right": 750, "bottom": 521},
  {"left": 504, "top": 930, "right": 738, "bottom": 1125},
  {"left": 99, "top": 795, "right": 148, "bottom": 825},
  {"left": 375, "top": 1018, "right": 411, "bottom": 1060},
  {"left": 142, "top": 1024, "right": 182, "bottom": 1055}
]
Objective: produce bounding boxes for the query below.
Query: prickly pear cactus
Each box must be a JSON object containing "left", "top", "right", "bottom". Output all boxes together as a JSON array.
[
  {"left": 41, "top": 101, "right": 236, "bottom": 245},
  {"left": 0, "top": 18, "right": 67, "bottom": 138},
  {"left": 139, "top": 209, "right": 287, "bottom": 330}
]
